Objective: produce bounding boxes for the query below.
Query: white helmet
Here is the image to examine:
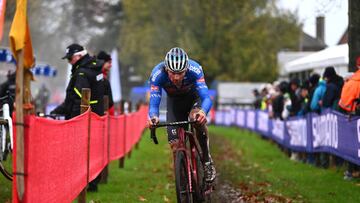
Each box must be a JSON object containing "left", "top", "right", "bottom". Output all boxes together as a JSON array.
[{"left": 164, "top": 47, "right": 189, "bottom": 73}]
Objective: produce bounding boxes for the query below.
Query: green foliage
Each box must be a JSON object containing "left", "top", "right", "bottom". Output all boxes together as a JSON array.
[{"left": 119, "top": 0, "right": 300, "bottom": 83}]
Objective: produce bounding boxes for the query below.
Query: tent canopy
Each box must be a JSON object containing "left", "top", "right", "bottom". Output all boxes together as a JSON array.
[{"left": 284, "top": 44, "right": 348, "bottom": 73}]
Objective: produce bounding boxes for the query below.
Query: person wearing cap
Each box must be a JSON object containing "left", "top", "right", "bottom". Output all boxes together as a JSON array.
[
  {"left": 51, "top": 43, "right": 105, "bottom": 120},
  {"left": 51, "top": 43, "right": 106, "bottom": 192},
  {"left": 97, "top": 51, "right": 114, "bottom": 115}
]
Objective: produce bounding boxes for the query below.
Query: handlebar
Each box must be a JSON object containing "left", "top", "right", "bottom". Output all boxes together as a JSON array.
[
  {"left": 37, "top": 113, "right": 64, "bottom": 120},
  {"left": 150, "top": 120, "right": 197, "bottom": 145}
]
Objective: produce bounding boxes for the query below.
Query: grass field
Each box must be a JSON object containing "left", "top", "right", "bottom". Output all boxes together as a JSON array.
[
  {"left": 210, "top": 126, "right": 360, "bottom": 203},
  {"left": 86, "top": 128, "right": 176, "bottom": 203},
  {"left": 2, "top": 126, "right": 360, "bottom": 202},
  {"left": 0, "top": 155, "right": 12, "bottom": 202}
]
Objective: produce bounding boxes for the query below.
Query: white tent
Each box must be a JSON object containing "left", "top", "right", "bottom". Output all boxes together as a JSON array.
[{"left": 284, "top": 44, "right": 349, "bottom": 76}]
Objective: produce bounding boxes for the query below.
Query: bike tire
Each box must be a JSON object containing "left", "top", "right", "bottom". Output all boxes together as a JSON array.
[
  {"left": 0, "top": 126, "right": 12, "bottom": 181},
  {"left": 0, "top": 162, "right": 12, "bottom": 181},
  {"left": 175, "top": 150, "right": 192, "bottom": 203},
  {"left": 193, "top": 152, "right": 205, "bottom": 202}
]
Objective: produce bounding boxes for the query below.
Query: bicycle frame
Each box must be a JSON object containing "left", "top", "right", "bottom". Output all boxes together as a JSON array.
[
  {"left": 0, "top": 102, "right": 13, "bottom": 181},
  {"left": 150, "top": 120, "right": 207, "bottom": 202}
]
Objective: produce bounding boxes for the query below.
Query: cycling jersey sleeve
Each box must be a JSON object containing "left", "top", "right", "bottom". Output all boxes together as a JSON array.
[
  {"left": 148, "top": 66, "right": 163, "bottom": 118},
  {"left": 192, "top": 65, "right": 212, "bottom": 114}
]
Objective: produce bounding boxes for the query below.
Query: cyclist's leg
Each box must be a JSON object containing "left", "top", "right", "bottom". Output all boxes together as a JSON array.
[
  {"left": 166, "top": 96, "right": 193, "bottom": 160},
  {"left": 190, "top": 104, "right": 216, "bottom": 182},
  {"left": 189, "top": 108, "right": 211, "bottom": 163}
]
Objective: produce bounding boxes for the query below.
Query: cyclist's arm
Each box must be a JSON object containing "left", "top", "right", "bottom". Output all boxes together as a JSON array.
[
  {"left": 195, "top": 74, "right": 212, "bottom": 115},
  {"left": 148, "top": 67, "right": 163, "bottom": 118}
]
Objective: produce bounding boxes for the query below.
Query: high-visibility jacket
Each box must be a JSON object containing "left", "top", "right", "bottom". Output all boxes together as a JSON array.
[
  {"left": 338, "top": 70, "right": 360, "bottom": 112},
  {"left": 52, "top": 54, "right": 105, "bottom": 119}
]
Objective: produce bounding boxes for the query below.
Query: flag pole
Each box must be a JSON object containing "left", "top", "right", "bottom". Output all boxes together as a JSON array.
[{"left": 15, "top": 48, "right": 25, "bottom": 201}]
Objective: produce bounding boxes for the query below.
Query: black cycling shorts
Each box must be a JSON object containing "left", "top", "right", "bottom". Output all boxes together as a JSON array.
[{"left": 166, "top": 93, "right": 201, "bottom": 143}]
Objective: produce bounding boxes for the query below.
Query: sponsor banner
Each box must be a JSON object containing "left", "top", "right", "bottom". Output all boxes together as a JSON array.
[
  {"left": 215, "top": 108, "right": 360, "bottom": 165},
  {"left": 246, "top": 110, "right": 256, "bottom": 130},
  {"left": 270, "top": 118, "right": 285, "bottom": 144},
  {"left": 257, "top": 110, "right": 269, "bottom": 135},
  {"left": 236, "top": 109, "right": 246, "bottom": 128},
  {"left": 286, "top": 117, "right": 307, "bottom": 147},
  {"left": 215, "top": 110, "right": 224, "bottom": 125},
  {"left": 224, "top": 109, "right": 236, "bottom": 126}
]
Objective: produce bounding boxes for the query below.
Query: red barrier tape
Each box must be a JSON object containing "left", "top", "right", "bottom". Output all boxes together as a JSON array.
[{"left": 12, "top": 105, "right": 148, "bottom": 203}]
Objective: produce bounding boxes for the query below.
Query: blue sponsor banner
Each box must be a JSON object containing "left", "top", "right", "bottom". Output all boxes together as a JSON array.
[
  {"left": 215, "top": 108, "right": 360, "bottom": 165},
  {"left": 0, "top": 48, "right": 16, "bottom": 64},
  {"left": 0, "top": 47, "right": 57, "bottom": 77},
  {"left": 32, "top": 64, "right": 57, "bottom": 77}
]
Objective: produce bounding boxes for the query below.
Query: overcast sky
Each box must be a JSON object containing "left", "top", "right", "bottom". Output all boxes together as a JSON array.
[{"left": 277, "top": 0, "right": 348, "bottom": 46}]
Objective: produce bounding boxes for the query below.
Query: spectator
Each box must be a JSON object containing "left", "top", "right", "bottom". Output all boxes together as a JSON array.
[
  {"left": 289, "top": 78, "right": 301, "bottom": 116},
  {"left": 97, "top": 50, "right": 114, "bottom": 115},
  {"left": 34, "top": 84, "right": 50, "bottom": 114},
  {"left": 271, "top": 81, "right": 289, "bottom": 120},
  {"left": 306, "top": 73, "right": 320, "bottom": 112},
  {"left": 0, "top": 71, "right": 16, "bottom": 116},
  {"left": 322, "top": 66, "right": 344, "bottom": 109},
  {"left": 260, "top": 86, "right": 269, "bottom": 110},
  {"left": 339, "top": 57, "right": 360, "bottom": 114},
  {"left": 297, "top": 81, "right": 309, "bottom": 116},
  {"left": 310, "top": 78, "right": 326, "bottom": 113},
  {"left": 252, "top": 89, "right": 262, "bottom": 109},
  {"left": 51, "top": 43, "right": 106, "bottom": 120},
  {"left": 338, "top": 56, "right": 360, "bottom": 180},
  {"left": 51, "top": 44, "right": 106, "bottom": 192}
]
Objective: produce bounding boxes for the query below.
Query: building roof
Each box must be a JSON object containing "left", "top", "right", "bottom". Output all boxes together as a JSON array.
[
  {"left": 284, "top": 44, "right": 348, "bottom": 73},
  {"left": 300, "top": 32, "right": 327, "bottom": 51}
]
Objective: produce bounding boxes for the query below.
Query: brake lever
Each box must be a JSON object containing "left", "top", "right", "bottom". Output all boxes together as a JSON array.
[{"left": 150, "top": 118, "right": 159, "bottom": 144}]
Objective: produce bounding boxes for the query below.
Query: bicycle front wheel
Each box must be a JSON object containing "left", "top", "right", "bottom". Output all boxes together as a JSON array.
[
  {"left": 193, "top": 152, "right": 205, "bottom": 202},
  {"left": 0, "top": 127, "right": 13, "bottom": 181},
  {"left": 175, "top": 150, "right": 192, "bottom": 203}
]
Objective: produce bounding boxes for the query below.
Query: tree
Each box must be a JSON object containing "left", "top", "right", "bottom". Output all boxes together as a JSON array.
[
  {"left": 349, "top": 0, "right": 360, "bottom": 72},
  {"left": 118, "top": 0, "right": 300, "bottom": 83}
]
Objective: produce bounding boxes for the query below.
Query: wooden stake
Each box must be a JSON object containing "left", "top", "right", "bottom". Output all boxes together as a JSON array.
[
  {"left": 78, "top": 88, "right": 91, "bottom": 203},
  {"left": 100, "top": 96, "right": 109, "bottom": 183},
  {"left": 127, "top": 101, "right": 132, "bottom": 159},
  {"left": 15, "top": 49, "right": 25, "bottom": 201},
  {"left": 119, "top": 100, "right": 125, "bottom": 168}
]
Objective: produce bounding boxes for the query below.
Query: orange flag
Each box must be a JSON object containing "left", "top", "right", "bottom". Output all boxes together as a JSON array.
[
  {"left": 0, "top": 0, "right": 6, "bottom": 41},
  {"left": 9, "top": 0, "right": 34, "bottom": 69}
]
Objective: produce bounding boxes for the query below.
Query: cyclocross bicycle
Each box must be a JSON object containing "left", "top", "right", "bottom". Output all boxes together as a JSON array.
[
  {"left": 150, "top": 119, "right": 213, "bottom": 203},
  {"left": 0, "top": 93, "right": 14, "bottom": 181}
]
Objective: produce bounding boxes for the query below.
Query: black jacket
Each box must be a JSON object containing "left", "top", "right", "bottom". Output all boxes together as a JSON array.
[
  {"left": 104, "top": 78, "right": 114, "bottom": 109},
  {"left": 52, "top": 54, "right": 105, "bottom": 119},
  {"left": 323, "top": 75, "right": 344, "bottom": 108}
]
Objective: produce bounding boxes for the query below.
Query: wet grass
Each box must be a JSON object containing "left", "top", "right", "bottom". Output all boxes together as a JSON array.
[
  {"left": 0, "top": 155, "right": 12, "bottom": 202},
  {"left": 85, "top": 128, "right": 176, "bottom": 202},
  {"left": 209, "top": 126, "right": 360, "bottom": 203}
]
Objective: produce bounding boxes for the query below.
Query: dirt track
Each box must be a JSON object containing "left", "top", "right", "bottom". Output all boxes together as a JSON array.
[{"left": 209, "top": 133, "right": 293, "bottom": 203}]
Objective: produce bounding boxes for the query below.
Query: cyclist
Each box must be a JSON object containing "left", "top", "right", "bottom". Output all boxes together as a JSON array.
[{"left": 148, "top": 47, "right": 216, "bottom": 182}]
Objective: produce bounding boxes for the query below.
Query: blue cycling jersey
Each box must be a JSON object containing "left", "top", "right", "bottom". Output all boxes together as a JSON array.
[{"left": 148, "top": 59, "right": 212, "bottom": 118}]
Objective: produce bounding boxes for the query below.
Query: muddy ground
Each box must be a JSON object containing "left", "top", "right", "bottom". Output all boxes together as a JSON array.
[{"left": 209, "top": 133, "right": 294, "bottom": 203}]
